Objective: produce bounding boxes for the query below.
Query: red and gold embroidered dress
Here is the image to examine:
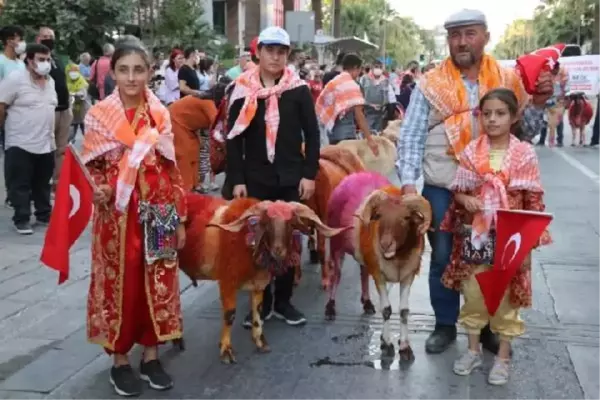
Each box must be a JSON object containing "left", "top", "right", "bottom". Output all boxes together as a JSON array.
[{"left": 81, "top": 89, "right": 186, "bottom": 353}]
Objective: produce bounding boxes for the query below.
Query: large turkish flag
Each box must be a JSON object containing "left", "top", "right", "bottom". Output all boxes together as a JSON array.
[
  {"left": 41, "top": 146, "right": 94, "bottom": 284},
  {"left": 476, "top": 209, "right": 553, "bottom": 315}
]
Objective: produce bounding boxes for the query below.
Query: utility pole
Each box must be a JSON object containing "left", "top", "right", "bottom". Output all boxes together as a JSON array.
[
  {"left": 593, "top": 1, "right": 599, "bottom": 54},
  {"left": 576, "top": 0, "right": 582, "bottom": 46}
]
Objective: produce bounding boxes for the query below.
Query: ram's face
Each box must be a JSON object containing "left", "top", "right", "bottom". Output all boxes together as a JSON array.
[
  {"left": 211, "top": 201, "right": 350, "bottom": 268},
  {"left": 374, "top": 199, "right": 424, "bottom": 259}
]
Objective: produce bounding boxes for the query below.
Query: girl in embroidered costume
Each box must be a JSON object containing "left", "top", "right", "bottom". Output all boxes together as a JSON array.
[
  {"left": 80, "top": 36, "right": 186, "bottom": 397},
  {"left": 440, "top": 88, "right": 552, "bottom": 385}
]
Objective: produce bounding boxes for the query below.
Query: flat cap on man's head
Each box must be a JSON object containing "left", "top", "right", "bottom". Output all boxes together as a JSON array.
[{"left": 444, "top": 9, "right": 487, "bottom": 30}]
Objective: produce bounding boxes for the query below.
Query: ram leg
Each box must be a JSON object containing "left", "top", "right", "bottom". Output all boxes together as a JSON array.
[
  {"left": 308, "top": 230, "right": 319, "bottom": 264},
  {"left": 398, "top": 276, "right": 415, "bottom": 363},
  {"left": 325, "top": 253, "right": 343, "bottom": 320},
  {"left": 360, "top": 265, "right": 376, "bottom": 315},
  {"left": 317, "top": 232, "right": 329, "bottom": 289},
  {"left": 251, "top": 289, "right": 270, "bottom": 353},
  {"left": 374, "top": 275, "right": 394, "bottom": 357},
  {"left": 218, "top": 285, "right": 237, "bottom": 364}
]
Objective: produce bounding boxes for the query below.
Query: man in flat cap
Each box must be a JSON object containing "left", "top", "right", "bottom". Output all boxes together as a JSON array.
[{"left": 397, "top": 8, "right": 552, "bottom": 355}]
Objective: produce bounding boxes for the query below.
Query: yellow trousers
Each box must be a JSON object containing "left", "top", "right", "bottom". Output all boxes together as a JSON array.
[{"left": 459, "top": 265, "right": 525, "bottom": 342}]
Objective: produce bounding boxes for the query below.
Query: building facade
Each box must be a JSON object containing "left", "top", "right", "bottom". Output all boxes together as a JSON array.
[{"left": 200, "top": 0, "right": 308, "bottom": 50}]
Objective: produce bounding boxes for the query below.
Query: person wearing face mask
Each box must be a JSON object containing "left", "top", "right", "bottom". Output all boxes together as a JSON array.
[
  {"left": 0, "top": 44, "right": 58, "bottom": 235},
  {"left": 36, "top": 26, "right": 73, "bottom": 189},
  {"left": 0, "top": 25, "right": 26, "bottom": 82},
  {"left": 0, "top": 25, "right": 26, "bottom": 207},
  {"left": 358, "top": 60, "right": 396, "bottom": 132},
  {"left": 66, "top": 64, "right": 90, "bottom": 143}
]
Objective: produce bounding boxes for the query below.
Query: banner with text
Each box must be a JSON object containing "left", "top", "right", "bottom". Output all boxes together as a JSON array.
[{"left": 499, "top": 55, "right": 600, "bottom": 96}]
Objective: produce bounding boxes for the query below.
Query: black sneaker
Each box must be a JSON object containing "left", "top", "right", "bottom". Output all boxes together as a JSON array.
[
  {"left": 35, "top": 219, "right": 50, "bottom": 227},
  {"left": 4, "top": 198, "right": 12, "bottom": 209},
  {"left": 273, "top": 303, "right": 307, "bottom": 326},
  {"left": 109, "top": 365, "right": 142, "bottom": 397},
  {"left": 140, "top": 359, "right": 173, "bottom": 391},
  {"left": 242, "top": 302, "right": 273, "bottom": 329},
  {"left": 425, "top": 324, "right": 457, "bottom": 354},
  {"left": 14, "top": 222, "right": 33, "bottom": 235}
]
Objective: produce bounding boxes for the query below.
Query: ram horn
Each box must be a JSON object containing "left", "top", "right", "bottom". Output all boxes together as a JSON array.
[
  {"left": 290, "top": 202, "right": 352, "bottom": 238},
  {"left": 401, "top": 193, "right": 432, "bottom": 234},
  {"left": 353, "top": 190, "right": 388, "bottom": 224},
  {"left": 207, "top": 201, "right": 272, "bottom": 232}
]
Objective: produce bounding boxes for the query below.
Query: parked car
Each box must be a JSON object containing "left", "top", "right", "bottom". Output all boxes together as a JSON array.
[{"left": 561, "top": 44, "right": 582, "bottom": 57}]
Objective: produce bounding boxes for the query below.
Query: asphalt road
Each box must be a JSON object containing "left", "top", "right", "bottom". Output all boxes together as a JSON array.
[{"left": 0, "top": 126, "right": 597, "bottom": 399}]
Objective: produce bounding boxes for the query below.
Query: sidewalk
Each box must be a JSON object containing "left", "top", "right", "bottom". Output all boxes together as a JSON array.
[{"left": 0, "top": 140, "right": 597, "bottom": 398}]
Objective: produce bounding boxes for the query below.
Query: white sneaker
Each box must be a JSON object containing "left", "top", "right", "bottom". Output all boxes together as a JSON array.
[
  {"left": 488, "top": 357, "right": 510, "bottom": 385},
  {"left": 453, "top": 349, "right": 483, "bottom": 376}
]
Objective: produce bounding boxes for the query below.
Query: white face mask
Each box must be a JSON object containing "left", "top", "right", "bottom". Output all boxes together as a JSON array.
[
  {"left": 373, "top": 68, "right": 383, "bottom": 76},
  {"left": 68, "top": 71, "right": 79, "bottom": 80},
  {"left": 35, "top": 61, "right": 52, "bottom": 76},
  {"left": 15, "top": 41, "right": 26, "bottom": 55}
]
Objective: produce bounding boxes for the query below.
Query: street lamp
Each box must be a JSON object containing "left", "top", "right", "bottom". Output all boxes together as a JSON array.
[{"left": 380, "top": 13, "right": 394, "bottom": 64}]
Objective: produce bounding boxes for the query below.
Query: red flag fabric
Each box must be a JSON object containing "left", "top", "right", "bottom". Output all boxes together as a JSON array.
[
  {"left": 249, "top": 37, "right": 259, "bottom": 58},
  {"left": 476, "top": 209, "right": 553, "bottom": 316},
  {"left": 516, "top": 43, "right": 566, "bottom": 95},
  {"left": 40, "top": 147, "right": 94, "bottom": 284}
]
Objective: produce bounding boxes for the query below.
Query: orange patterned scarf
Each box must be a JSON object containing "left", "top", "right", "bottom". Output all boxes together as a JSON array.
[
  {"left": 315, "top": 71, "right": 365, "bottom": 131},
  {"left": 80, "top": 88, "right": 176, "bottom": 213},
  {"left": 452, "top": 135, "right": 543, "bottom": 249},
  {"left": 227, "top": 66, "right": 306, "bottom": 163},
  {"left": 420, "top": 55, "right": 528, "bottom": 158}
]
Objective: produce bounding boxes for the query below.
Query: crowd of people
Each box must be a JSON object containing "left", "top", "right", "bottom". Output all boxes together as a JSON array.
[{"left": 0, "top": 7, "right": 599, "bottom": 398}]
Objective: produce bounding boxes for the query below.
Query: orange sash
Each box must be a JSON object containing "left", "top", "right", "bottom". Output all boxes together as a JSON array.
[{"left": 419, "top": 55, "right": 528, "bottom": 158}]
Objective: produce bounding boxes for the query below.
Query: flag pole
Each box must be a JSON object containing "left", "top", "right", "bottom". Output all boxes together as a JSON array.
[{"left": 67, "top": 143, "right": 98, "bottom": 192}]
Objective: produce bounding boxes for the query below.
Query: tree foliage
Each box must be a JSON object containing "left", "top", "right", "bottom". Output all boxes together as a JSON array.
[
  {"left": 153, "top": 0, "right": 214, "bottom": 50},
  {"left": 494, "top": 0, "right": 598, "bottom": 58},
  {"left": 319, "top": 0, "right": 441, "bottom": 66},
  {"left": 0, "top": 0, "right": 134, "bottom": 58}
]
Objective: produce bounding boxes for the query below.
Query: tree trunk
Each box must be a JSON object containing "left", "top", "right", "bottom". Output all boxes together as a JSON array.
[
  {"left": 311, "top": 0, "right": 323, "bottom": 30},
  {"left": 593, "top": 1, "right": 599, "bottom": 54},
  {"left": 333, "top": 0, "right": 341, "bottom": 37},
  {"left": 282, "top": 0, "right": 293, "bottom": 29},
  {"left": 283, "top": 0, "right": 293, "bottom": 12}
]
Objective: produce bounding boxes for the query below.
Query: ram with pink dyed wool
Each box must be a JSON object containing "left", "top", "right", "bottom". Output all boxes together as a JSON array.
[{"left": 325, "top": 171, "right": 432, "bottom": 362}]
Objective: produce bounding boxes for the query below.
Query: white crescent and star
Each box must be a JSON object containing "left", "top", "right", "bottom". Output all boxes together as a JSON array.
[
  {"left": 69, "top": 184, "right": 81, "bottom": 218},
  {"left": 500, "top": 232, "right": 522, "bottom": 269}
]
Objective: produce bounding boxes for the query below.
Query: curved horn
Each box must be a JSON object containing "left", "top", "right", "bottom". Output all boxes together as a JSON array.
[
  {"left": 290, "top": 202, "right": 352, "bottom": 238},
  {"left": 402, "top": 194, "right": 432, "bottom": 233},
  {"left": 354, "top": 190, "right": 387, "bottom": 224},
  {"left": 207, "top": 201, "right": 272, "bottom": 232}
]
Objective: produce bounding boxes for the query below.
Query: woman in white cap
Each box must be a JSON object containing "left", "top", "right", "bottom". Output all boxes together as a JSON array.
[{"left": 225, "top": 26, "right": 320, "bottom": 328}]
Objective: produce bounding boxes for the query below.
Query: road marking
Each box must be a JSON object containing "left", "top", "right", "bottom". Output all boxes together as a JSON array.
[{"left": 550, "top": 148, "right": 600, "bottom": 185}]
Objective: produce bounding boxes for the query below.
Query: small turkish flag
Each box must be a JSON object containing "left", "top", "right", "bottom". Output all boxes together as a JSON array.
[
  {"left": 516, "top": 43, "right": 566, "bottom": 95},
  {"left": 476, "top": 209, "right": 553, "bottom": 316},
  {"left": 41, "top": 146, "right": 94, "bottom": 284}
]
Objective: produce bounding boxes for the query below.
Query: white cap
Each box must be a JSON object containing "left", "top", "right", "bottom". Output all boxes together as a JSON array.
[{"left": 258, "top": 26, "right": 291, "bottom": 47}]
